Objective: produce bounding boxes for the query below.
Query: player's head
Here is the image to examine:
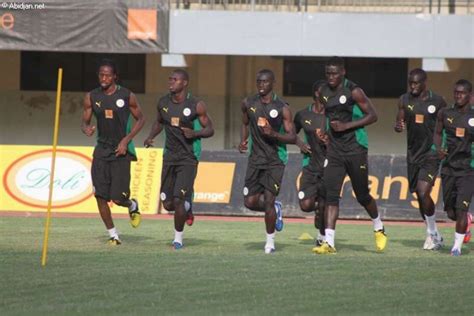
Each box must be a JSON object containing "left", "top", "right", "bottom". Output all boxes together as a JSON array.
[
  {"left": 168, "top": 69, "right": 189, "bottom": 94},
  {"left": 97, "top": 59, "right": 118, "bottom": 90},
  {"left": 256, "top": 69, "right": 275, "bottom": 96},
  {"left": 312, "top": 79, "right": 326, "bottom": 101},
  {"left": 453, "top": 79, "right": 472, "bottom": 107},
  {"left": 325, "top": 57, "right": 345, "bottom": 88},
  {"left": 408, "top": 68, "right": 427, "bottom": 97}
]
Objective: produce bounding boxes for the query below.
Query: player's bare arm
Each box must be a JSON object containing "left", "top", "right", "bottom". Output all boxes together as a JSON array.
[
  {"left": 116, "top": 93, "right": 145, "bottom": 156},
  {"left": 394, "top": 96, "right": 405, "bottom": 132},
  {"left": 81, "top": 92, "right": 96, "bottom": 136},
  {"left": 433, "top": 108, "right": 447, "bottom": 160},
  {"left": 239, "top": 99, "right": 250, "bottom": 153},
  {"left": 181, "top": 101, "right": 214, "bottom": 139},
  {"left": 330, "top": 87, "right": 378, "bottom": 132},
  {"left": 295, "top": 135, "right": 312, "bottom": 154},
  {"left": 294, "top": 118, "right": 311, "bottom": 154},
  {"left": 315, "top": 115, "right": 329, "bottom": 145},
  {"left": 144, "top": 106, "right": 164, "bottom": 148},
  {"left": 262, "top": 106, "right": 296, "bottom": 144}
]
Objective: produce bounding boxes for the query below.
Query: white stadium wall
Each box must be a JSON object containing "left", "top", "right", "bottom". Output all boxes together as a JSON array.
[{"left": 169, "top": 10, "right": 474, "bottom": 58}]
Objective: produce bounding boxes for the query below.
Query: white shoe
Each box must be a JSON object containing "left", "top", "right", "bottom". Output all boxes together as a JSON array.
[
  {"left": 423, "top": 232, "right": 444, "bottom": 250},
  {"left": 264, "top": 244, "right": 275, "bottom": 254}
]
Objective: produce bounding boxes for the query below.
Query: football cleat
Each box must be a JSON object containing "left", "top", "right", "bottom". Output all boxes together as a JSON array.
[
  {"left": 374, "top": 228, "right": 388, "bottom": 252},
  {"left": 275, "top": 201, "right": 284, "bottom": 232},
  {"left": 264, "top": 246, "right": 275, "bottom": 254},
  {"left": 315, "top": 238, "right": 325, "bottom": 247},
  {"left": 451, "top": 248, "right": 461, "bottom": 257},
  {"left": 172, "top": 241, "right": 183, "bottom": 250},
  {"left": 312, "top": 241, "right": 337, "bottom": 254},
  {"left": 129, "top": 198, "right": 141, "bottom": 228},
  {"left": 186, "top": 211, "right": 195, "bottom": 226},
  {"left": 463, "top": 231, "right": 472, "bottom": 244},
  {"left": 464, "top": 213, "right": 472, "bottom": 244},
  {"left": 108, "top": 237, "right": 122, "bottom": 245},
  {"left": 423, "top": 232, "right": 444, "bottom": 250}
]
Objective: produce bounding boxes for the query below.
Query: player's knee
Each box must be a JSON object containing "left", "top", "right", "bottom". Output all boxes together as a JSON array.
[
  {"left": 415, "top": 189, "right": 428, "bottom": 201},
  {"left": 299, "top": 200, "right": 313, "bottom": 213},
  {"left": 244, "top": 197, "right": 258, "bottom": 210},
  {"left": 163, "top": 200, "right": 174, "bottom": 211},
  {"left": 445, "top": 208, "right": 456, "bottom": 221},
  {"left": 356, "top": 194, "right": 373, "bottom": 207},
  {"left": 173, "top": 197, "right": 184, "bottom": 206}
]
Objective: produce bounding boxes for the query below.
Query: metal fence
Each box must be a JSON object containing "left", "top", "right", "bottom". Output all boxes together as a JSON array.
[{"left": 174, "top": 0, "right": 473, "bottom": 14}]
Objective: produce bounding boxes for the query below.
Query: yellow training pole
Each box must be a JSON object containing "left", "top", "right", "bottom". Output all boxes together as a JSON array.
[{"left": 41, "top": 68, "right": 63, "bottom": 267}]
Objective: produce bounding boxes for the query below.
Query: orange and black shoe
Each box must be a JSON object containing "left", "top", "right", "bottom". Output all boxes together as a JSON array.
[
  {"left": 464, "top": 213, "right": 472, "bottom": 244},
  {"left": 186, "top": 211, "right": 194, "bottom": 226}
]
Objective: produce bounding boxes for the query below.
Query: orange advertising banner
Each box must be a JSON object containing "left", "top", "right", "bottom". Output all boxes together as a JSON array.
[{"left": 193, "top": 162, "right": 236, "bottom": 204}]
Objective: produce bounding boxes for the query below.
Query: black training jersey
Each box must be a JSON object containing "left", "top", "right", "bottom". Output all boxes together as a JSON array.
[
  {"left": 157, "top": 93, "right": 202, "bottom": 165},
  {"left": 245, "top": 93, "right": 288, "bottom": 167},
  {"left": 440, "top": 105, "right": 474, "bottom": 176},
  {"left": 320, "top": 79, "right": 368, "bottom": 155},
  {"left": 401, "top": 90, "right": 445, "bottom": 165},
  {"left": 294, "top": 104, "right": 327, "bottom": 174},
  {"left": 90, "top": 85, "right": 137, "bottom": 161}
]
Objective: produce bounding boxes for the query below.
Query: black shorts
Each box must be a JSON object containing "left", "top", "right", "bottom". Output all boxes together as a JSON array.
[
  {"left": 407, "top": 158, "right": 440, "bottom": 193},
  {"left": 91, "top": 158, "right": 131, "bottom": 202},
  {"left": 324, "top": 151, "right": 372, "bottom": 206},
  {"left": 160, "top": 164, "right": 197, "bottom": 202},
  {"left": 441, "top": 174, "right": 474, "bottom": 212},
  {"left": 298, "top": 166, "right": 325, "bottom": 201},
  {"left": 243, "top": 164, "right": 285, "bottom": 197}
]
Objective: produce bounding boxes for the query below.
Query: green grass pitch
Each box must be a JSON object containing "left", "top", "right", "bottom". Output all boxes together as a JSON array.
[{"left": 1, "top": 216, "right": 472, "bottom": 315}]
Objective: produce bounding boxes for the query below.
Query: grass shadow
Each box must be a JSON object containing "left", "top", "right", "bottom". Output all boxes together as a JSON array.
[
  {"left": 335, "top": 242, "right": 369, "bottom": 253},
  {"left": 94, "top": 234, "right": 155, "bottom": 244},
  {"left": 394, "top": 237, "right": 428, "bottom": 249},
  {"left": 243, "top": 241, "right": 292, "bottom": 252}
]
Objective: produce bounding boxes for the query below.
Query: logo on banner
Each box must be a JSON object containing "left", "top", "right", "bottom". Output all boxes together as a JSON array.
[
  {"left": 127, "top": 9, "right": 157, "bottom": 40},
  {"left": 0, "top": 13, "right": 15, "bottom": 30},
  {"left": 3, "top": 149, "right": 93, "bottom": 208},
  {"left": 194, "top": 162, "right": 236, "bottom": 203}
]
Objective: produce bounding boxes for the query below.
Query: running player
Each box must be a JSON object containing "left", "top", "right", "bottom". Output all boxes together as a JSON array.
[
  {"left": 294, "top": 80, "right": 327, "bottom": 246},
  {"left": 81, "top": 59, "right": 145, "bottom": 245},
  {"left": 433, "top": 79, "right": 474, "bottom": 256},
  {"left": 313, "top": 57, "right": 387, "bottom": 254},
  {"left": 144, "top": 69, "right": 214, "bottom": 249},
  {"left": 394, "top": 68, "right": 447, "bottom": 250},
  {"left": 239, "top": 69, "right": 296, "bottom": 254}
]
